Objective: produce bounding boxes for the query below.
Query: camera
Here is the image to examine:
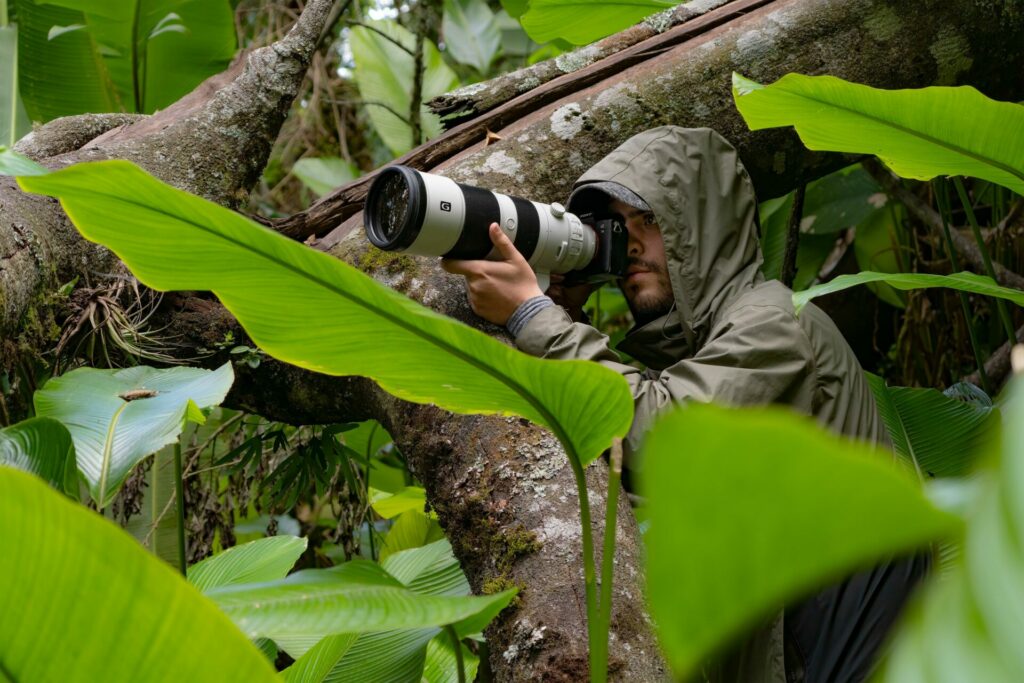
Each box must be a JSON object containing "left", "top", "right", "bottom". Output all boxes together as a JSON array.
[{"left": 364, "top": 165, "right": 628, "bottom": 288}]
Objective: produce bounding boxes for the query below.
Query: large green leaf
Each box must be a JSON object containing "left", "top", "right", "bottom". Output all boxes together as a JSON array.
[
  {"left": 282, "top": 539, "right": 476, "bottom": 682},
  {"left": 642, "top": 404, "right": 957, "bottom": 679},
  {"left": 370, "top": 485, "right": 427, "bottom": 519},
  {"left": 282, "top": 633, "right": 360, "bottom": 682},
  {"left": 422, "top": 632, "right": 480, "bottom": 683},
  {"left": 878, "top": 375, "right": 1024, "bottom": 681},
  {"left": 442, "top": 0, "right": 500, "bottom": 73},
  {"left": 18, "top": 0, "right": 120, "bottom": 121},
  {"left": 852, "top": 200, "right": 906, "bottom": 308},
  {"left": 802, "top": 164, "right": 886, "bottom": 235},
  {"left": 792, "top": 271, "right": 1024, "bottom": 314},
  {"left": 380, "top": 508, "right": 446, "bottom": 562},
  {"left": 123, "top": 445, "right": 179, "bottom": 563},
  {"left": 0, "top": 23, "right": 31, "bottom": 145},
  {"left": 519, "top": 0, "right": 674, "bottom": 45},
  {"left": 0, "top": 466, "right": 276, "bottom": 681},
  {"left": 18, "top": 161, "right": 633, "bottom": 469},
  {"left": 189, "top": 535, "right": 308, "bottom": 591},
  {"left": 732, "top": 72, "right": 1024, "bottom": 196},
  {"left": 867, "top": 374, "right": 997, "bottom": 479},
  {"left": 31, "top": 0, "right": 236, "bottom": 114},
  {"left": 758, "top": 165, "right": 884, "bottom": 289},
  {"left": 0, "top": 416, "right": 77, "bottom": 494},
  {"left": 282, "top": 539, "right": 481, "bottom": 682},
  {"left": 0, "top": 144, "right": 49, "bottom": 175},
  {"left": 33, "top": 362, "right": 234, "bottom": 507},
  {"left": 292, "top": 157, "right": 359, "bottom": 197},
  {"left": 350, "top": 19, "right": 459, "bottom": 155},
  {"left": 206, "top": 559, "right": 515, "bottom": 641}
]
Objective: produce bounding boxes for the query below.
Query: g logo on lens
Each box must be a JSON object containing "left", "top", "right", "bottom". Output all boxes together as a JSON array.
[{"left": 440, "top": 201, "right": 452, "bottom": 212}]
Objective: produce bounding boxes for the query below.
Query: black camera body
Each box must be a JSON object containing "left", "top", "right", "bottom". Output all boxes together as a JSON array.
[{"left": 563, "top": 214, "right": 629, "bottom": 285}]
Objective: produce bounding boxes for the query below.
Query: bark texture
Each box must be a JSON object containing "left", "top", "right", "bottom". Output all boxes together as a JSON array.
[
  {"left": 427, "top": 0, "right": 734, "bottom": 126},
  {"left": 4, "top": 0, "right": 1024, "bottom": 680}
]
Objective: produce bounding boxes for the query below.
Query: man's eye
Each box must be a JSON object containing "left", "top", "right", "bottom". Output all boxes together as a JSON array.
[{"left": 643, "top": 213, "right": 657, "bottom": 226}]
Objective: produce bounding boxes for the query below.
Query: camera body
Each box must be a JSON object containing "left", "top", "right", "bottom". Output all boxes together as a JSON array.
[{"left": 364, "top": 165, "right": 629, "bottom": 286}]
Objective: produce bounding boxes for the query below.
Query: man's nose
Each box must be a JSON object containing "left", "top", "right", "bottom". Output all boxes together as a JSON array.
[{"left": 626, "top": 221, "right": 643, "bottom": 255}]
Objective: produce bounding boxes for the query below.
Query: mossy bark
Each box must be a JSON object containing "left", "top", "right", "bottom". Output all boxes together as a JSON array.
[{"left": 3, "top": 0, "right": 1024, "bottom": 680}]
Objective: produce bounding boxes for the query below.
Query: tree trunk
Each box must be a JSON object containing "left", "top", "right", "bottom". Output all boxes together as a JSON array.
[{"left": 4, "top": 0, "right": 1024, "bottom": 680}]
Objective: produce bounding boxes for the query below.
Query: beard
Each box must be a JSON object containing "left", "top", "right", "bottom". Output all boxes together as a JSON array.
[
  {"left": 623, "top": 258, "right": 675, "bottom": 326},
  {"left": 630, "top": 289, "right": 675, "bottom": 326}
]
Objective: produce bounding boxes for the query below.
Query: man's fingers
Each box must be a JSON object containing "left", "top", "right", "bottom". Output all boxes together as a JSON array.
[
  {"left": 441, "top": 258, "right": 478, "bottom": 275},
  {"left": 489, "top": 223, "right": 522, "bottom": 262}
]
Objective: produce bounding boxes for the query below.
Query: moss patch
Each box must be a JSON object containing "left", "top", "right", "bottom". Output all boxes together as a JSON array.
[
  {"left": 357, "top": 247, "right": 418, "bottom": 276},
  {"left": 482, "top": 575, "right": 527, "bottom": 608}
]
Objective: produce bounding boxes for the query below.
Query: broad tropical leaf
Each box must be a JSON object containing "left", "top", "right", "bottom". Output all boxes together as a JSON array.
[
  {"left": 17, "top": 0, "right": 119, "bottom": 121},
  {"left": 189, "top": 535, "right": 308, "bottom": 591},
  {"left": 282, "top": 540, "right": 479, "bottom": 682},
  {"left": 422, "top": 632, "right": 480, "bottom": 683},
  {"left": 642, "top": 404, "right": 957, "bottom": 679},
  {"left": 442, "top": 0, "right": 500, "bottom": 73},
  {"left": 123, "top": 446, "right": 179, "bottom": 563},
  {"left": 0, "top": 23, "right": 31, "bottom": 145},
  {"left": 0, "top": 466, "right": 276, "bottom": 681},
  {"left": 732, "top": 72, "right": 1024, "bottom": 196},
  {"left": 519, "top": 0, "right": 674, "bottom": 45},
  {"left": 0, "top": 145, "right": 48, "bottom": 175},
  {"left": 380, "top": 508, "right": 446, "bottom": 562},
  {"left": 33, "top": 362, "right": 234, "bottom": 507},
  {"left": 292, "top": 157, "right": 359, "bottom": 197},
  {"left": 758, "top": 164, "right": 885, "bottom": 289},
  {"left": 0, "top": 416, "right": 77, "bottom": 494},
  {"left": 500, "top": 0, "right": 529, "bottom": 19},
  {"left": 867, "top": 374, "right": 997, "bottom": 478},
  {"left": 370, "top": 486, "right": 427, "bottom": 519},
  {"left": 206, "top": 559, "right": 515, "bottom": 641},
  {"left": 350, "top": 19, "right": 459, "bottom": 154},
  {"left": 281, "top": 633, "right": 360, "bottom": 682},
  {"left": 878, "top": 374, "right": 1024, "bottom": 681},
  {"left": 792, "top": 271, "right": 1024, "bottom": 314},
  {"left": 24, "top": 0, "right": 235, "bottom": 115},
  {"left": 852, "top": 201, "right": 906, "bottom": 308},
  {"left": 291, "top": 630, "right": 433, "bottom": 683},
  {"left": 19, "top": 161, "right": 634, "bottom": 469}
]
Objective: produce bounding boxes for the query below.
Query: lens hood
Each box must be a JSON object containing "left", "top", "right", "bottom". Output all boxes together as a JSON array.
[{"left": 365, "top": 165, "right": 428, "bottom": 250}]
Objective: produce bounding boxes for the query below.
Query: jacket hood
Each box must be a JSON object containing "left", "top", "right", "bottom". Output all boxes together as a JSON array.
[{"left": 568, "top": 126, "right": 763, "bottom": 368}]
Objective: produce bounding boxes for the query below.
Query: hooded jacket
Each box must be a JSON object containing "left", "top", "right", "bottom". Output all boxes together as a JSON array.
[
  {"left": 517, "top": 126, "right": 889, "bottom": 460},
  {"left": 514, "top": 127, "right": 895, "bottom": 682}
]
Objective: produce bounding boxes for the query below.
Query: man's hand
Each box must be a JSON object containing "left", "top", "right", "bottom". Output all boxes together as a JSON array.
[{"left": 441, "top": 223, "right": 543, "bottom": 326}]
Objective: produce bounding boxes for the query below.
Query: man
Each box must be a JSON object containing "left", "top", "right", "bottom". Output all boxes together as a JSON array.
[{"left": 442, "top": 126, "right": 926, "bottom": 682}]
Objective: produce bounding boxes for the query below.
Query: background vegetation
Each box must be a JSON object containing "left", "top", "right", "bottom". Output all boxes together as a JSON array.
[{"left": 2, "top": 1, "right": 1023, "bottom": 681}]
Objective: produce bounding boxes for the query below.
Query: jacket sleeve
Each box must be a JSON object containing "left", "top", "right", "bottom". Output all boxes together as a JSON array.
[{"left": 515, "top": 303, "right": 818, "bottom": 452}]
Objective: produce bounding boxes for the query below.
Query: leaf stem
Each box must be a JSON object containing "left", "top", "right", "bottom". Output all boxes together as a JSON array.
[
  {"left": 953, "top": 177, "right": 1018, "bottom": 345},
  {"left": 564, "top": 442, "right": 603, "bottom": 682},
  {"left": 365, "top": 423, "right": 378, "bottom": 561},
  {"left": 445, "top": 624, "right": 466, "bottom": 683},
  {"left": 935, "top": 180, "right": 991, "bottom": 394},
  {"left": 130, "top": 0, "right": 142, "bottom": 112},
  {"left": 0, "top": 0, "right": 8, "bottom": 28},
  {"left": 174, "top": 440, "right": 187, "bottom": 576},
  {"left": 597, "top": 439, "right": 623, "bottom": 676}
]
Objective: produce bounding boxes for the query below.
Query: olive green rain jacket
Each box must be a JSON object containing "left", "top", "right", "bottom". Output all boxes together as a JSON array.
[{"left": 514, "top": 126, "right": 892, "bottom": 682}]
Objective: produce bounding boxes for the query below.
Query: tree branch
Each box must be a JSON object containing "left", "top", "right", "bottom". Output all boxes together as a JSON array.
[{"left": 427, "top": 0, "right": 736, "bottom": 126}]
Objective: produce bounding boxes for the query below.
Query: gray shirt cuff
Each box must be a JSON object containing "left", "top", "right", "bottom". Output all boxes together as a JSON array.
[{"left": 506, "top": 295, "right": 555, "bottom": 337}]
